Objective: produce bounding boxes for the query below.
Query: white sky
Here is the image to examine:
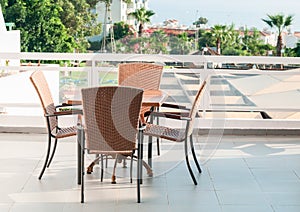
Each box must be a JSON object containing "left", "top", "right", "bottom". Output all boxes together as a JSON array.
[{"left": 148, "top": 0, "right": 300, "bottom": 31}]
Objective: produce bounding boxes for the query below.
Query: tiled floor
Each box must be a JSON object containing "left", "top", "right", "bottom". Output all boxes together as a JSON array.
[{"left": 0, "top": 133, "right": 300, "bottom": 212}]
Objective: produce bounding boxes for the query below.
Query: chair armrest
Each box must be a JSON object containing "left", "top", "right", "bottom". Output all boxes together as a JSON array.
[
  {"left": 55, "top": 101, "right": 82, "bottom": 108},
  {"left": 150, "top": 111, "right": 191, "bottom": 121},
  {"left": 46, "top": 109, "right": 82, "bottom": 117},
  {"left": 66, "top": 100, "right": 82, "bottom": 105},
  {"left": 161, "top": 103, "right": 190, "bottom": 110},
  {"left": 139, "top": 124, "right": 146, "bottom": 131}
]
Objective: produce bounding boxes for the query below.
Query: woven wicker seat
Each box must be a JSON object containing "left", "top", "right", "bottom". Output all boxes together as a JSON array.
[
  {"left": 80, "top": 86, "right": 144, "bottom": 203},
  {"left": 144, "top": 80, "right": 207, "bottom": 185},
  {"left": 30, "top": 71, "right": 82, "bottom": 180}
]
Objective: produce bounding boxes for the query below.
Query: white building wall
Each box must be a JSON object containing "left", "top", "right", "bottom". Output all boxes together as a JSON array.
[
  {"left": 96, "top": 0, "right": 148, "bottom": 26},
  {"left": 0, "top": 5, "right": 20, "bottom": 67},
  {"left": 284, "top": 34, "right": 298, "bottom": 48}
]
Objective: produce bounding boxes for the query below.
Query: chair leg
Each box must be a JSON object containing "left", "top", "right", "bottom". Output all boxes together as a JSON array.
[
  {"left": 137, "top": 129, "right": 143, "bottom": 203},
  {"left": 100, "top": 154, "right": 104, "bottom": 182},
  {"left": 132, "top": 155, "right": 153, "bottom": 177},
  {"left": 156, "top": 138, "right": 160, "bottom": 156},
  {"left": 105, "top": 155, "right": 108, "bottom": 168},
  {"left": 46, "top": 138, "right": 58, "bottom": 168},
  {"left": 81, "top": 136, "right": 85, "bottom": 203},
  {"left": 123, "top": 158, "right": 127, "bottom": 168},
  {"left": 130, "top": 152, "right": 134, "bottom": 183},
  {"left": 156, "top": 107, "right": 160, "bottom": 156},
  {"left": 87, "top": 156, "right": 100, "bottom": 174},
  {"left": 190, "top": 135, "right": 202, "bottom": 173},
  {"left": 111, "top": 154, "right": 118, "bottom": 184},
  {"left": 38, "top": 135, "right": 52, "bottom": 180},
  {"left": 184, "top": 138, "right": 197, "bottom": 185}
]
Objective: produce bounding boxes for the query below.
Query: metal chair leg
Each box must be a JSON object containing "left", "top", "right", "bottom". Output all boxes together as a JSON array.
[
  {"left": 137, "top": 129, "right": 143, "bottom": 203},
  {"left": 100, "top": 154, "right": 104, "bottom": 182},
  {"left": 46, "top": 138, "right": 58, "bottom": 168},
  {"left": 184, "top": 138, "right": 197, "bottom": 185},
  {"left": 130, "top": 152, "right": 134, "bottom": 183},
  {"left": 190, "top": 135, "right": 202, "bottom": 173},
  {"left": 38, "top": 135, "right": 52, "bottom": 180},
  {"left": 81, "top": 135, "right": 85, "bottom": 203},
  {"left": 111, "top": 154, "right": 118, "bottom": 184}
]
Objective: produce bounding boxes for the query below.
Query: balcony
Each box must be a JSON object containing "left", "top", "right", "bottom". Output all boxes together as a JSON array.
[
  {"left": 0, "top": 53, "right": 299, "bottom": 211},
  {"left": 1, "top": 132, "right": 300, "bottom": 211},
  {"left": 0, "top": 53, "right": 299, "bottom": 133}
]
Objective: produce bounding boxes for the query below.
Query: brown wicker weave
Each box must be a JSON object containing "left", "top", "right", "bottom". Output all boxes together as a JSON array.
[
  {"left": 143, "top": 80, "right": 207, "bottom": 185},
  {"left": 80, "top": 86, "right": 144, "bottom": 203},
  {"left": 118, "top": 62, "right": 163, "bottom": 122},
  {"left": 30, "top": 71, "right": 81, "bottom": 180},
  {"left": 118, "top": 62, "right": 164, "bottom": 158}
]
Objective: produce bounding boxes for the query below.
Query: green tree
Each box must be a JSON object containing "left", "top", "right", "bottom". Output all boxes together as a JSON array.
[
  {"left": 262, "top": 14, "right": 293, "bottom": 56},
  {"left": 291, "top": 41, "right": 300, "bottom": 57},
  {"left": 169, "top": 32, "right": 194, "bottom": 55},
  {"left": 58, "top": 0, "right": 101, "bottom": 51},
  {"left": 3, "top": 0, "right": 100, "bottom": 52},
  {"left": 193, "top": 17, "right": 208, "bottom": 27},
  {"left": 0, "top": 0, "right": 8, "bottom": 11},
  {"left": 111, "top": 21, "right": 133, "bottom": 40},
  {"left": 129, "top": 7, "right": 155, "bottom": 37},
  {"left": 4, "top": 0, "right": 75, "bottom": 52},
  {"left": 208, "top": 24, "right": 234, "bottom": 55},
  {"left": 241, "top": 28, "right": 274, "bottom": 56},
  {"left": 147, "top": 30, "right": 169, "bottom": 54}
]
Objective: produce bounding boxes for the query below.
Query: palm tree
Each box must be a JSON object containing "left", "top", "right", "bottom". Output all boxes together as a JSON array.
[
  {"left": 129, "top": 7, "right": 155, "bottom": 37},
  {"left": 209, "top": 24, "right": 232, "bottom": 55},
  {"left": 262, "top": 14, "right": 293, "bottom": 56},
  {"left": 148, "top": 30, "right": 169, "bottom": 54},
  {"left": 99, "top": 0, "right": 112, "bottom": 52}
]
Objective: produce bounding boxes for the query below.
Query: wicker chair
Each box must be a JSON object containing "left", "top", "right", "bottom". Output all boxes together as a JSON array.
[
  {"left": 119, "top": 62, "right": 163, "bottom": 150},
  {"left": 85, "top": 62, "right": 163, "bottom": 175},
  {"left": 80, "top": 86, "right": 144, "bottom": 203},
  {"left": 118, "top": 62, "right": 163, "bottom": 123},
  {"left": 143, "top": 80, "right": 207, "bottom": 185},
  {"left": 30, "top": 71, "right": 82, "bottom": 180}
]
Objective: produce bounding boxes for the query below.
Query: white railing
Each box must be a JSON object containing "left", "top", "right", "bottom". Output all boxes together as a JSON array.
[{"left": 0, "top": 52, "right": 300, "bottom": 133}]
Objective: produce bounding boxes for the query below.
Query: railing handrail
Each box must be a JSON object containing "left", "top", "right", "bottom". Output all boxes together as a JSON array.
[{"left": 1, "top": 52, "right": 300, "bottom": 133}]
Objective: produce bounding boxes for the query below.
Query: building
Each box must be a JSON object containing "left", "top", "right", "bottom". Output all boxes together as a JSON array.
[
  {"left": 96, "top": 0, "right": 149, "bottom": 31},
  {"left": 0, "top": 5, "right": 20, "bottom": 68}
]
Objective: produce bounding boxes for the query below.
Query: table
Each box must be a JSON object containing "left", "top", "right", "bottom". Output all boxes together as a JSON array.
[
  {"left": 75, "top": 89, "right": 168, "bottom": 185},
  {"left": 67, "top": 89, "right": 167, "bottom": 107}
]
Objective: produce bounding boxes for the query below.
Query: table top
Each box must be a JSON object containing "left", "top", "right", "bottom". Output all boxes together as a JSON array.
[
  {"left": 142, "top": 90, "right": 168, "bottom": 107},
  {"left": 67, "top": 89, "right": 168, "bottom": 108}
]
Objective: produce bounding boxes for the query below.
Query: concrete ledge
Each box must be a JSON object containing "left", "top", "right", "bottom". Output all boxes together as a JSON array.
[{"left": 0, "top": 126, "right": 46, "bottom": 134}]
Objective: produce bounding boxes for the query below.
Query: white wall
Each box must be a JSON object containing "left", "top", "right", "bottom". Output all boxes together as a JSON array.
[{"left": 0, "top": 31, "right": 21, "bottom": 67}]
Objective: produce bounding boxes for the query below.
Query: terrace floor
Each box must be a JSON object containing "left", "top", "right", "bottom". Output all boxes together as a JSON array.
[{"left": 1, "top": 132, "right": 300, "bottom": 212}]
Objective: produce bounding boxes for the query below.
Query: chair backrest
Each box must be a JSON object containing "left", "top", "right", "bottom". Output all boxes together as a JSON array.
[
  {"left": 118, "top": 63, "right": 163, "bottom": 90},
  {"left": 30, "top": 71, "right": 57, "bottom": 131},
  {"left": 81, "top": 86, "right": 143, "bottom": 152},
  {"left": 186, "top": 80, "right": 207, "bottom": 136}
]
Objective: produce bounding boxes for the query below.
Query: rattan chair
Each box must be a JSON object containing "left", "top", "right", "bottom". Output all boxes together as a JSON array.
[
  {"left": 30, "top": 71, "right": 82, "bottom": 180},
  {"left": 85, "top": 62, "right": 163, "bottom": 175},
  {"left": 118, "top": 62, "right": 163, "bottom": 122},
  {"left": 80, "top": 86, "right": 144, "bottom": 203},
  {"left": 143, "top": 80, "right": 207, "bottom": 185},
  {"left": 119, "top": 62, "right": 163, "bottom": 148}
]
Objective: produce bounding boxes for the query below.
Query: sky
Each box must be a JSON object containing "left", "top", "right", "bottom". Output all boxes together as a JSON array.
[{"left": 148, "top": 0, "right": 300, "bottom": 31}]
